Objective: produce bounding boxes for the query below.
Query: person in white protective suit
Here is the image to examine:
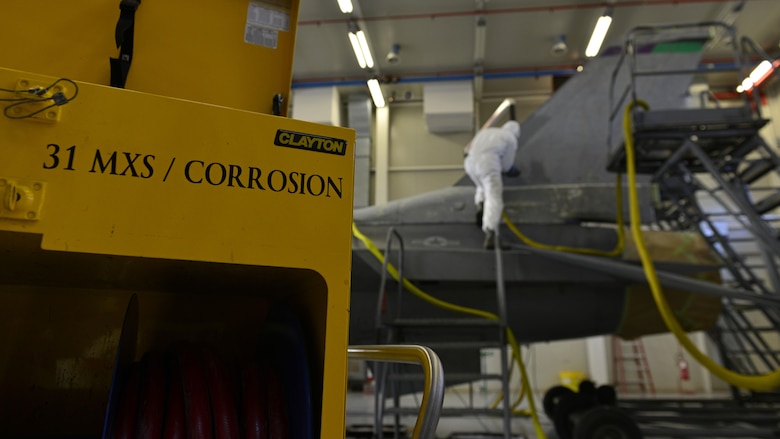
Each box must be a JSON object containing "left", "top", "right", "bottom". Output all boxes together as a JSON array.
[{"left": 463, "top": 120, "right": 521, "bottom": 249}]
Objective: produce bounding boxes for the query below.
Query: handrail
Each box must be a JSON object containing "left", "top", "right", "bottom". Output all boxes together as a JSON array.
[
  {"left": 351, "top": 222, "right": 549, "bottom": 438},
  {"left": 492, "top": 234, "right": 512, "bottom": 437},
  {"left": 375, "top": 227, "right": 405, "bottom": 339},
  {"left": 372, "top": 227, "right": 406, "bottom": 438},
  {"left": 624, "top": 22, "right": 736, "bottom": 108},
  {"left": 698, "top": 89, "right": 722, "bottom": 108},
  {"left": 623, "top": 21, "right": 736, "bottom": 43},
  {"left": 607, "top": 21, "right": 756, "bottom": 157},
  {"left": 348, "top": 345, "right": 445, "bottom": 439}
]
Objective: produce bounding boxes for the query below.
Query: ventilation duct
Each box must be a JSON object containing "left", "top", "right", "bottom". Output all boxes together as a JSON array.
[{"left": 423, "top": 81, "right": 474, "bottom": 133}]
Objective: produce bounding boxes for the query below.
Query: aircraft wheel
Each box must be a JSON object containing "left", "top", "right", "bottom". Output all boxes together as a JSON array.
[
  {"left": 578, "top": 379, "right": 596, "bottom": 395},
  {"left": 596, "top": 385, "right": 617, "bottom": 406},
  {"left": 553, "top": 391, "right": 593, "bottom": 439},
  {"left": 542, "top": 385, "right": 574, "bottom": 419},
  {"left": 553, "top": 383, "right": 601, "bottom": 439}
]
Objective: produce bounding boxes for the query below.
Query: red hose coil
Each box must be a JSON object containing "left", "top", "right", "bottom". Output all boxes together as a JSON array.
[
  {"left": 163, "top": 351, "right": 186, "bottom": 439},
  {"left": 265, "top": 359, "right": 289, "bottom": 439},
  {"left": 240, "top": 359, "right": 268, "bottom": 439},
  {"left": 113, "top": 362, "right": 141, "bottom": 439},
  {"left": 177, "top": 347, "right": 214, "bottom": 439},
  {"left": 202, "top": 348, "right": 240, "bottom": 439},
  {"left": 137, "top": 352, "right": 166, "bottom": 439}
]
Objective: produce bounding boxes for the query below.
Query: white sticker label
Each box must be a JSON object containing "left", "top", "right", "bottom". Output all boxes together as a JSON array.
[
  {"left": 244, "top": 24, "right": 278, "bottom": 49},
  {"left": 247, "top": 2, "right": 290, "bottom": 32}
]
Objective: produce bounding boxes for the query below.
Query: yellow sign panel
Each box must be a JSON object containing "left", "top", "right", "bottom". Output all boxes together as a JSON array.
[
  {"left": 0, "top": 68, "right": 353, "bottom": 265},
  {"left": 0, "top": 66, "right": 355, "bottom": 437}
]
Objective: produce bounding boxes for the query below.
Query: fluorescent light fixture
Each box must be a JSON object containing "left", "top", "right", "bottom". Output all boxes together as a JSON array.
[
  {"left": 367, "top": 78, "right": 385, "bottom": 108},
  {"left": 348, "top": 29, "right": 375, "bottom": 69},
  {"left": 337, "top": 0, "right": 353, "bottom": 14},
  {"left": 585, "top": 14, "right": 612, "bottom": 58},
  {"left": 348, "top": 32, "right": 366, "bottom": 68},
  {"left": 356, "top": 30, "right": 374, "bottom": 68},
  {"left": 740, "top": 78, "right": 754, "bottom": 92},
  {"left": 738, "top": 60, "right": 776, "bottom": 93},
  {"left": 750, "top": 60, "right": 773, "bottom": 83}
]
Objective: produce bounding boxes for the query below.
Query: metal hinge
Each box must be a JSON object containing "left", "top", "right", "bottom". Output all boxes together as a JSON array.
[{"left": 0, "top": 178, "right": 45, "bottom": 220}]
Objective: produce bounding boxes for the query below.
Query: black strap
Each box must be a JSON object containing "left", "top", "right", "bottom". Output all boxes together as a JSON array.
[
  {"left": 273, "top": 94, "right": 284, "bottom": 116},
  {"left": 110, "top": 0, "right": 141, "bottom": 88}
]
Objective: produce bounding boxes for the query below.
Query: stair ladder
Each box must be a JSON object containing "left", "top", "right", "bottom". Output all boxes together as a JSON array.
[
  {"left": 612, "top": 337, "right": 656, "bottom": 396},
  {"left": 607, "top": 21, "right": 780, "bottom": 395},
  {"left": 372, "top": 227, "right": 514, "bottom": 439}
]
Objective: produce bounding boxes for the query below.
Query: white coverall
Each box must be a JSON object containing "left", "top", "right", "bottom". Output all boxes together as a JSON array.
[{"left": 463, "top": 120, "right": 520, "bottom": 233}]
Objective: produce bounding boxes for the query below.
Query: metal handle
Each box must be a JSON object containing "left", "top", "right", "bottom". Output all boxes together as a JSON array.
[{"left": 347, "top": 345, "right": 444, "bottom": 439}]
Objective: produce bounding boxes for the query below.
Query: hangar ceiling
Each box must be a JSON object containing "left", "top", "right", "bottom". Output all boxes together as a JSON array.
[{"left": 291, "top": 0, "right": 780, "bottom": 100}]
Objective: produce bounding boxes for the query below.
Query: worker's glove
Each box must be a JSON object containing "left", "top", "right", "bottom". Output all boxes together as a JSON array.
[{"left": 503, "top": 166, "right": 521, "bottom": 177}]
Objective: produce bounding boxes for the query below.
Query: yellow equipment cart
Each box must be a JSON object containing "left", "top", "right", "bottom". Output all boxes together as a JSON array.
[{"left": 0, "top": 1, "right": 406, "bottom": 437}]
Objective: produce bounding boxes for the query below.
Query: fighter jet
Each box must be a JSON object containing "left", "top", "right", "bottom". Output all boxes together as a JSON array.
[{"left": 349, "top": 22, "right": 780, "bottom": 386}]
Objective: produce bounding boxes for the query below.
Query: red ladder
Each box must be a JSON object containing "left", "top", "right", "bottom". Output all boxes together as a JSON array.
[{"left": 612, "top": 337, "right": 656, "bottom": 395}]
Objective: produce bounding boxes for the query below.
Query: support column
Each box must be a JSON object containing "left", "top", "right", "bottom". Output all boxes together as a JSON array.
[
  {"left": 694, "top": 331, "right": 713, "bottom": 395},
  {"left": 374, "top": 105, "right": 390, "bottom": 205},
  {"left": 586, "top": 335, "right": 610, "bottom": 386},
  {"left": 348, "top": 96, "right": 372, "bottom": 209}
]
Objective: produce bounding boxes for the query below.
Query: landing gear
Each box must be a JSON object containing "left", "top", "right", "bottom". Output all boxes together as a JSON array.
[
  {"left": 542, "top": 382, "right": 641, "bottom": 439},
  {"left": 573, "top": 406, "right": 642, "bottom": 439},
  {"left": 543, "top": 385, "right": 574, "bottom": 419}
]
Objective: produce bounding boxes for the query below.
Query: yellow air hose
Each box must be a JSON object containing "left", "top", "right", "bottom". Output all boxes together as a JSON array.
[
  {"left": 351, "top": 223, "right": 548, "bottom": 439},
  {"left": 623, "top": 100, "right": 780, "bottom": 391}
]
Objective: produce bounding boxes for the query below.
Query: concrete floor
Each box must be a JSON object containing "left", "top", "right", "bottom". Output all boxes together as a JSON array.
[
  {"left": 344, "top": 389, "right": 753, "bottom": 439},
  {"left": 345, "top": 388, "right": 554, "bottom": 439}
]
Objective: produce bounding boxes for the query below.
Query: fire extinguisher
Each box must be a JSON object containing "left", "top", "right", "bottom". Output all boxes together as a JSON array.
[{"left": 678, "top": 353, "right": 690, "bottom": 381}]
